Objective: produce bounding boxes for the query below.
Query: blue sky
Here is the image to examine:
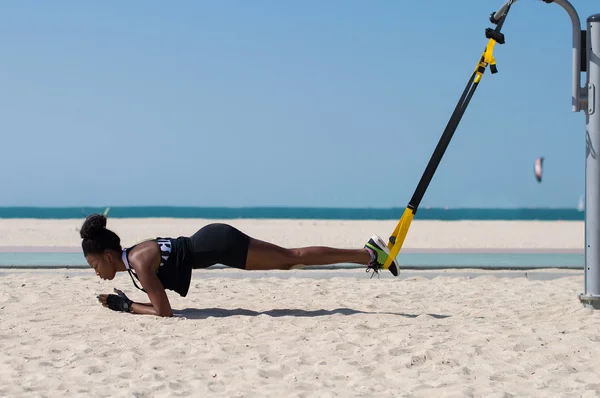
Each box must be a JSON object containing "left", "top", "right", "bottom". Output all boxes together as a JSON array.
[{"left": 0, "top": 0, "right": 597, "bottom": 208}]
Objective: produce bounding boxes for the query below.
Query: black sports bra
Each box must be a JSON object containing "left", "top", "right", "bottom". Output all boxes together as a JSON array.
[
  {"left": 120, "top": 237, "right": 194, "bottom": 297},
  {"left": 121, "top": 238, "right": 173, "bottom": 293}
]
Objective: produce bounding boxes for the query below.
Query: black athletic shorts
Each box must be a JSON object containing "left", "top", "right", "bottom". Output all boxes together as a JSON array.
[{"left": 188, "top": 223, "right": 251, "bottom": 269}]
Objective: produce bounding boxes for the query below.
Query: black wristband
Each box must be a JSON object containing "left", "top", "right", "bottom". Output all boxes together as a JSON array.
[{"left": 106, "top": 294, "right": 133, "bottom": 312}]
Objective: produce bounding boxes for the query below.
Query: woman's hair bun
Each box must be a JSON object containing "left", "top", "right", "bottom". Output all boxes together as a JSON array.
[{"left": 80, "top": 214, "right": 108, "bottom": 240}]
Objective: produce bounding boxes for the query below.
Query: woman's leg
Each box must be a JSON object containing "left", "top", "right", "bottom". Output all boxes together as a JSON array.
[
  {"left": 244, "top": 238, "right": 371, "bottom": 271},
  {"left": 189, "top": 223, "right": 399, "bottom": 276}
]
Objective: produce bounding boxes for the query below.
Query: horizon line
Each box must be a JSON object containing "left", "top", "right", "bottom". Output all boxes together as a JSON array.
[{"left": 0, "top": 205, "right": 585, "bottom": 210}]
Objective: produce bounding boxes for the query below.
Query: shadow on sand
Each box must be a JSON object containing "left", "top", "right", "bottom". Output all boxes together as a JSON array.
[{"left": 172, "top": 307, "right": 451, "bottom": 320}]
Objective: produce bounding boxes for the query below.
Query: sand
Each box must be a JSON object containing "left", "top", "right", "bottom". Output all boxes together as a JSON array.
[
  {"left": 1, "top": 268, "right": 600, "bottom": 397},
  {"left": 0, "top": 218, "right": 598, "bottom": 397},
  {"left": 0, "top": 218, "right": 585, "bottom": 249}
]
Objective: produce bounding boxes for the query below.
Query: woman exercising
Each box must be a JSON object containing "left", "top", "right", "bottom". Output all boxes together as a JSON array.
[{"left": 82, "top": 214, "right": 399, "bottom": 317}]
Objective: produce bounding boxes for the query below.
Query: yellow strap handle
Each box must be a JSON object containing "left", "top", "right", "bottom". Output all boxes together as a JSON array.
[
  {"left": 382, "top": 207, "right": 414, "bottom": 270},
  {"left": 474, "top": 38, "right": 498, "bottom": 83}
]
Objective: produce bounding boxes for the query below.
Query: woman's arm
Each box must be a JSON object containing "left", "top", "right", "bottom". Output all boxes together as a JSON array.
[
  {"left": 131, "top": 267, "right": 173, "bottom": 317},
  {"left": 98, "top": 244, "right": 174, "bottom": 317},
  {"left": 130, "top": 302, "right": 153, "bottom": 307},
  {"left": 98, "top": 289, "right": 171, "bottom": 317},
  {"left": 125, "top": 247, "right": 174, "bottom": 317},
  {"left": 130, "top": 302, "right": 169, "bottom": 316}
]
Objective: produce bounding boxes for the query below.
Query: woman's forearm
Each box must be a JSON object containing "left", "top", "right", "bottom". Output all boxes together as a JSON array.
[
  {"left": 134, "top": 302, "right": 154, "bottom": 307},
  {"left": 130, "top": 302, "right": 173, "bottom": 317}
]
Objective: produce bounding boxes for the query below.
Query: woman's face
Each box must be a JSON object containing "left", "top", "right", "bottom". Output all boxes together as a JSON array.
[{"left": 85, "top": 251, "right": 118, "bottom": 280}]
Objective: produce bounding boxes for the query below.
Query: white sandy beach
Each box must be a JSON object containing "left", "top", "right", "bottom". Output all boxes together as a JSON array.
[
  {"left": 0, "top": 218, "right": 586, "bottom": 250},
  {"left": 1, "top": 268, "right": 600, "bottom": 397},
  {"left": 0, "top": 218, "right": 597, "bottom": 397}
]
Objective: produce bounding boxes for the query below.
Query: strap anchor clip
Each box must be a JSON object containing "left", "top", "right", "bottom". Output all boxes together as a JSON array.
[{"left": 485, "top": 28, "right": 505, "bottom": 45}]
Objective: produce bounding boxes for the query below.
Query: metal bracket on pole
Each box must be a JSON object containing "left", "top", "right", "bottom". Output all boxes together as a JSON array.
[{"left": 589, "top": 84, "right": 596, "bottom": 115}]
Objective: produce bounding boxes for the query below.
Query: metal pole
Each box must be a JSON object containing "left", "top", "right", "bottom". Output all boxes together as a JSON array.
[
  {"left": 580, "top": 15, "right": 600, "bottom": 310},
  {"left": 493, "top": 0, "right": 599, "bottom": 308}
]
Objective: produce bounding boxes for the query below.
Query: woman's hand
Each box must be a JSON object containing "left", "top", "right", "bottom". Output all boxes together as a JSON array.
[{"left": 97, "top": 288, "right": 133, "bottom": 312}]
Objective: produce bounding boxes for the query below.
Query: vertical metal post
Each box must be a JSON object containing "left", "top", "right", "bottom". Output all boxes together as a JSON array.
[
  {"left": 494, "top": 1, "right": 599, "bottom": 308},
  {"left": 580, "top": 14, "right": 600, "bottom": 310}
]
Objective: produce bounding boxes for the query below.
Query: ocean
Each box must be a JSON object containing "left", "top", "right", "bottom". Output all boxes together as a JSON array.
[{"left": 0, "top": 206, "right": 585, "bottom": 220}]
